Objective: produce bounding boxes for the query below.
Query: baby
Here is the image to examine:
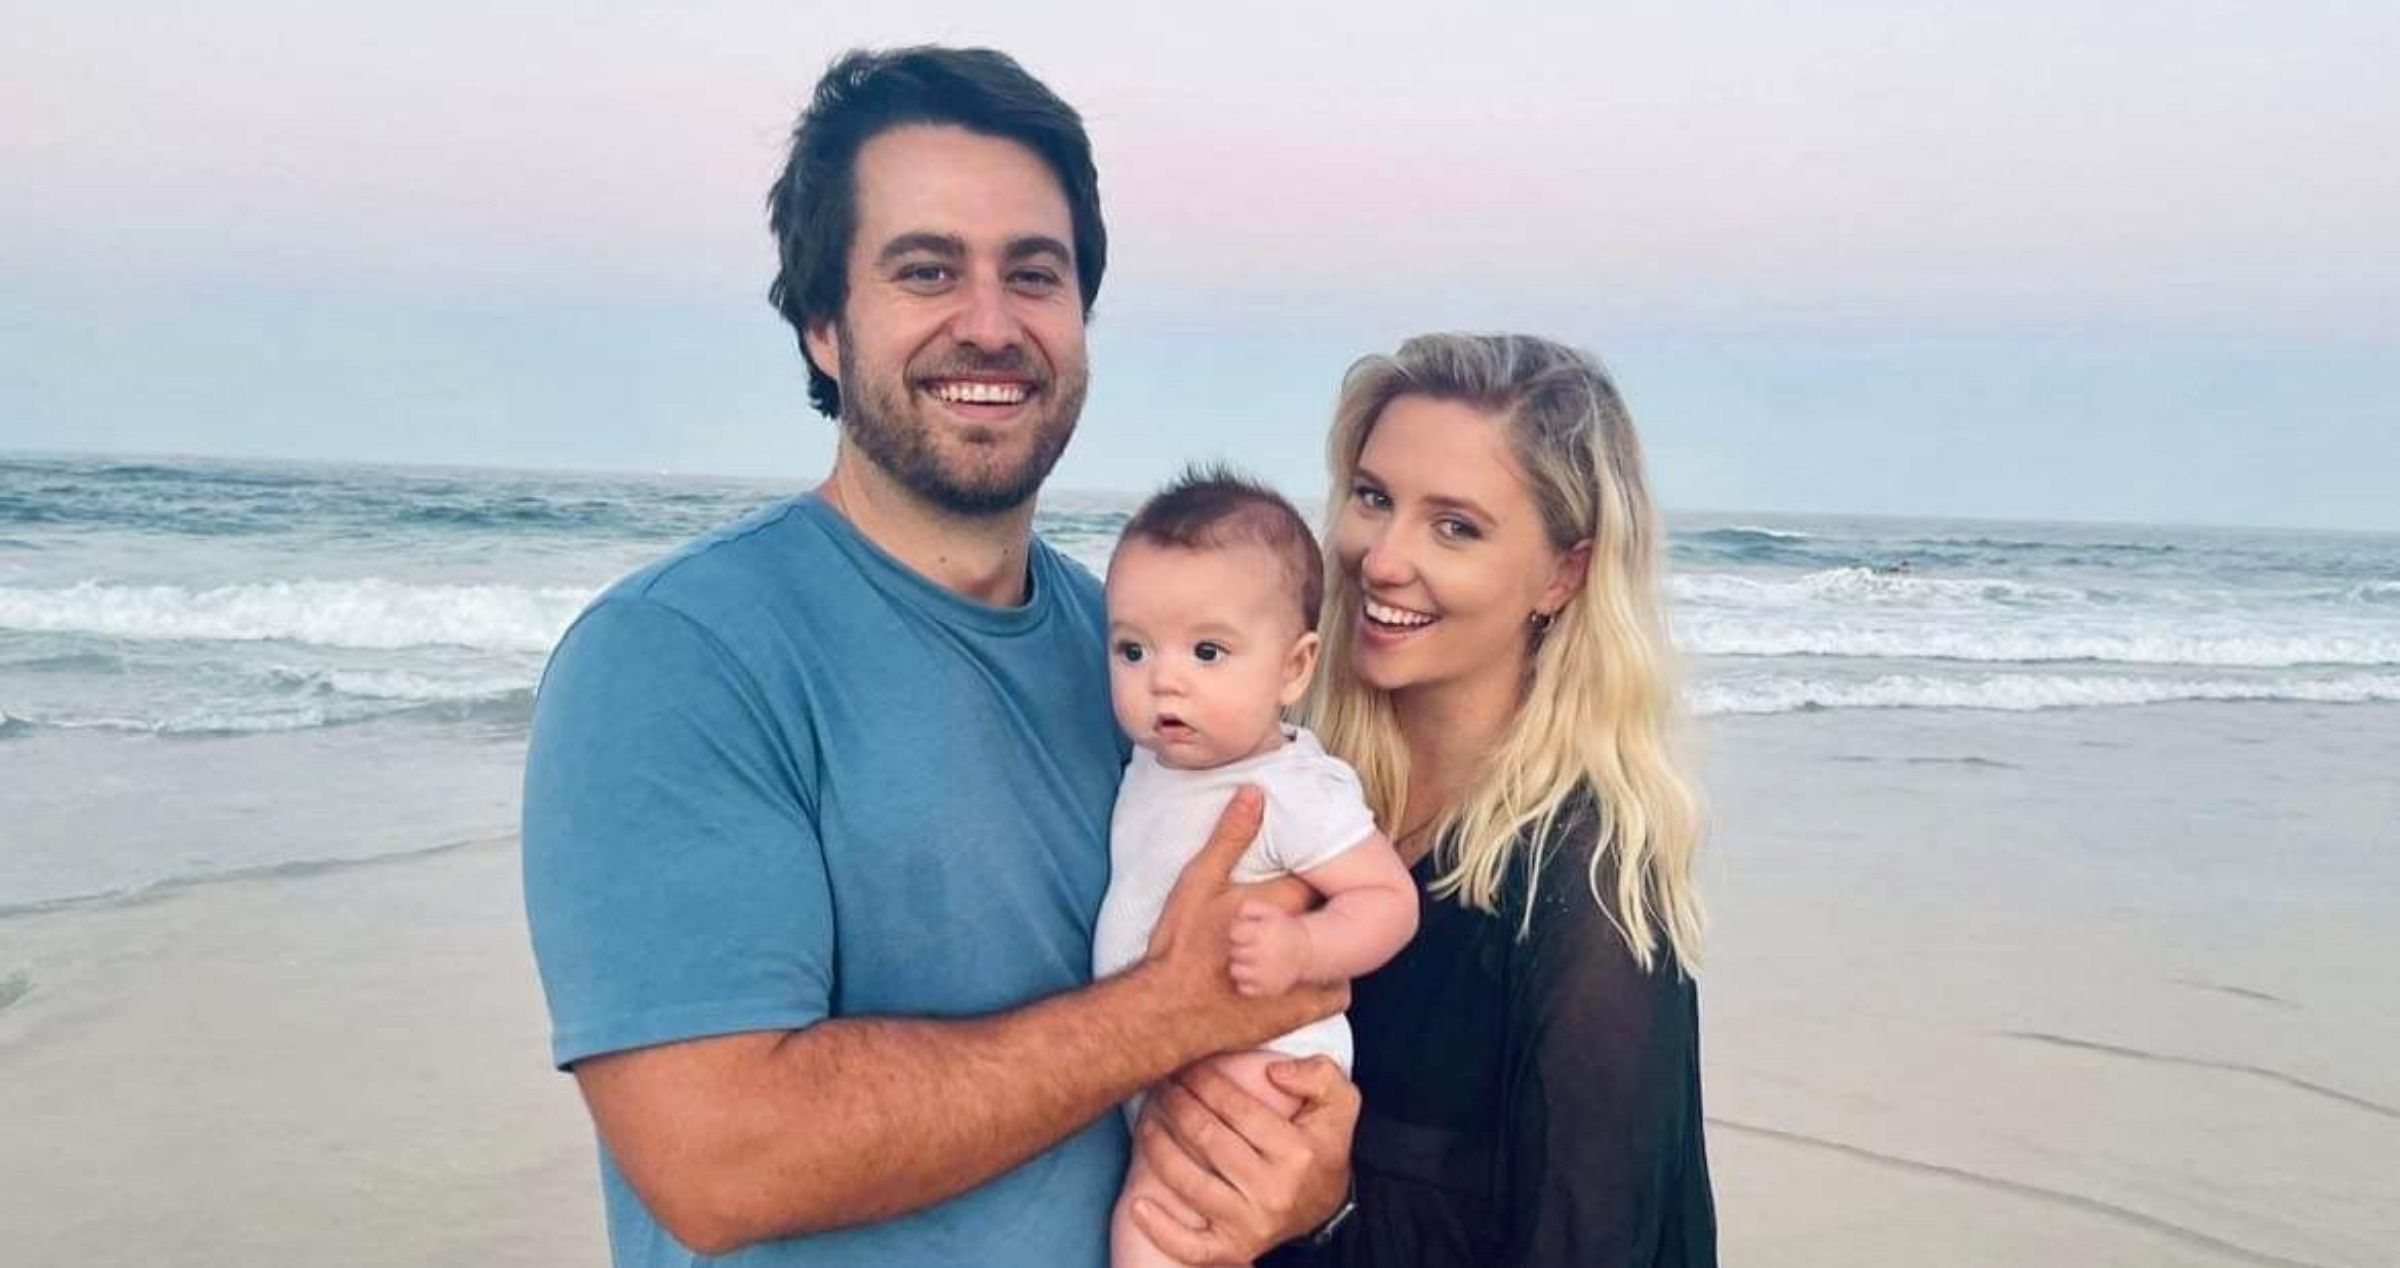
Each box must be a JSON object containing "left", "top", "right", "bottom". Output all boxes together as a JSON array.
[{"left": 1092, "top": 468, "right": 1418, "bottom": 1268}]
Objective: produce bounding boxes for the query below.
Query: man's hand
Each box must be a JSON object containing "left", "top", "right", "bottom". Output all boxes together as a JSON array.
[
  {"left": 1131, "top": 1056, "right": 1360, "bottom": 1263},
  {"left": 1228, "top": 902, "right": 1310, "bottom": 996},
  {"left": 1141, "top": 788, "right": 1344, "bottom": 1050}
]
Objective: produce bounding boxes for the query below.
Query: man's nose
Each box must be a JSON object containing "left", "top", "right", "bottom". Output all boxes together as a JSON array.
[{"left": 947, "top": 272, "right": 1023, "bottom": 352}]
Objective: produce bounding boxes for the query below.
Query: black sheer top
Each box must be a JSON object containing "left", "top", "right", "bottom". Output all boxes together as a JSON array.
[{"left": 1264, "top": 794, "right": 1715, "bottom": 1268}]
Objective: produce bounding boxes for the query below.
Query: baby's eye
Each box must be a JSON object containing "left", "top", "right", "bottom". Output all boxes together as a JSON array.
[
  {"left": 1193, "top": 641, "right": 1227, "bottom": 663},
  {"left": 1114, "top": 640, "right": 1145, "bottom": 664}
]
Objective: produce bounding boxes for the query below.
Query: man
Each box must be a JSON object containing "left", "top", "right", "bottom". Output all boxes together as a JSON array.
[{"left": 523, "top": 46, "right": 1353, "bottom": 1266}]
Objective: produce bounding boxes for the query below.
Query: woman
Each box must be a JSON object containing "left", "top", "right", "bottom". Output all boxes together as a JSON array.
[{"left": 1143, "top": 333, "right": 1715, "bottom": 1266}]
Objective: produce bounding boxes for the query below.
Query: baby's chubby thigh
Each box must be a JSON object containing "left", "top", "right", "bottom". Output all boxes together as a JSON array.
[{"left": 1192, "top": 1048, "right": 1307, "bottom": 1119}]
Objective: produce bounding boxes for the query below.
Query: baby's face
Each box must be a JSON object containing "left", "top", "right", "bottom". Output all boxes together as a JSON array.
[{"left": 1105, "top": 537, "right": 1319, "bottom": 770}]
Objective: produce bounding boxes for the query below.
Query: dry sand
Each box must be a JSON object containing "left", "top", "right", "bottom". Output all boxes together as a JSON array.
[{"left": 2, "top": 702, "right": 2393, "bottom": 1265}]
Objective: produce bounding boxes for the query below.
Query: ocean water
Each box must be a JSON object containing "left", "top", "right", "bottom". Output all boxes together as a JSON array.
[{"left": 4, "top": 451, "right": 2397, "bottom": 906}]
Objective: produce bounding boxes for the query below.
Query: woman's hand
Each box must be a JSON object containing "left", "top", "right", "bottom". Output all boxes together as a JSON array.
[{"left": 1131, "top": 1056, "right": 1360, "bottom": 1263}]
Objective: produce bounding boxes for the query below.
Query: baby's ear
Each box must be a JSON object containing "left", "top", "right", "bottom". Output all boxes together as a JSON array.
[{"left": 1280, "top": 631, "right": 1322, "bottom": 707}]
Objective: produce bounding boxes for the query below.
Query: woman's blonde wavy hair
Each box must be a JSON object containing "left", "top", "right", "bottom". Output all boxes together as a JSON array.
[{"left": 1305, "top": 333, "right": 1705, "bottom": 973}]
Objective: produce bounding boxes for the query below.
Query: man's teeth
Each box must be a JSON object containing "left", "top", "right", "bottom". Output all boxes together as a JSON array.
[
  {"left": 929, "top": 380, "right": 1031, "bottom": 405},
  {"left": 1365, "top": 599, "right": 1436, "bottom": 627}
]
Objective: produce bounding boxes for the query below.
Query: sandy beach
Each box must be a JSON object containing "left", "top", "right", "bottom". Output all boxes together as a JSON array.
[
  {"left": 2, "top": 701, "right": 2394, "bottom": 1266},
  {"left": 1700, "top": 702, "right": 2398, "bottom": 1267}
]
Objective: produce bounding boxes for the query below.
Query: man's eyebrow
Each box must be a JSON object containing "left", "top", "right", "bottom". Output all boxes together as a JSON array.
[
  {"left": 1004, "top": 236, "right": 1073, "bottom": 266},
  {"left": 876, "top": 232, "right": 966, "bottom": 263}
]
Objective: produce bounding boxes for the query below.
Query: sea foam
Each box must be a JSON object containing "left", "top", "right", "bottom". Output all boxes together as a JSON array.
[
  {"left": 1672, "top": 567, "right": 2094, "bottom": 607},
  {"left": 261, "top": 664, "right": 538, "bottom": 704},
  {"left": 1680, "top": 619, "right": 2400, "bottom": 667},
  {"left": 0, "top": 579, "right": 591, "bottom": 652},
  {"left": 11, "top": 687, "right": 537, "bottom": 737}
]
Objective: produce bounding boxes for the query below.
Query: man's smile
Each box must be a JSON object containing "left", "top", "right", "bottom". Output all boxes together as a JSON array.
[
  {"left": 924, "top": 377, "right": 1034, "bottom": 406},
  {"left": 918, "top": 376, "right": 1043, "bottom": 427}
]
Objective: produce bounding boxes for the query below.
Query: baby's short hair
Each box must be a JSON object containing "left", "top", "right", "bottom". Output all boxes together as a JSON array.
[{"left": 1120, "top": 465, "right": 1324, "bottom": 630}]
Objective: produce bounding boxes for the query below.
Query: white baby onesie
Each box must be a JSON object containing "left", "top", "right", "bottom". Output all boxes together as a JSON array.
[{"left": 1091, "top": 725, "right": 1380, "bottom": 1070}]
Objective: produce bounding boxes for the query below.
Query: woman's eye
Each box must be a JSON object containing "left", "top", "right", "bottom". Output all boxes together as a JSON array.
[
  {"left": 1436, "top": 516, "right": 1482, "bottom": 541},
  {"left": 1114, "top": 641, "right": 1144, "bottom": 663},
  {"left": 1193, "top": 642, "right": 1226, "bottom": 663},
  {"left": 1352, "top": 484, "right": 1391, "bottom": 511}
]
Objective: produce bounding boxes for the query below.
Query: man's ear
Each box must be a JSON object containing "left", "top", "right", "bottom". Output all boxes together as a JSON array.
[
  {"left": 802, "top": 318, "right": 842, "bottom": 386},
  {"left": 1539, "top": 539, "right": 1592, "bottom": 617},
  {"left": 1279, "top": 630, "right": 1322, "bottom": 709}
]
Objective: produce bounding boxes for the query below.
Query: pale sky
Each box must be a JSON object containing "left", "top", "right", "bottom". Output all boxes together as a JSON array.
[{"left": 4, "top": 1, "right": 2395, "bottom": 529}]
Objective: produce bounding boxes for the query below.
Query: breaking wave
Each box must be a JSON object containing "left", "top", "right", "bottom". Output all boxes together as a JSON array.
[
  {"left": 0, "top": 579, "right": 590, "bottom": 652},
  {"left": 1672, "top": 567, "right": 2095, "bottom": 608}
]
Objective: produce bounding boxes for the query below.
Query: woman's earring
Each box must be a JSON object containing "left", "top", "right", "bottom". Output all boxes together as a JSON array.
[{"left": 1528, "top": 609, "right": 1555, "bottom": 634}]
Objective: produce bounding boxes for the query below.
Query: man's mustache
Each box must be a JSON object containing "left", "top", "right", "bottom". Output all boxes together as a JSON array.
[{"left": 916, "top": 346, "right": 1048, "bottom": 385}]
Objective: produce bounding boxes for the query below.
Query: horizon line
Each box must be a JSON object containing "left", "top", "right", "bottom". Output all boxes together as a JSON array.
[{"left": 6, "top": 444, "right": 2394, "bottom": 540}]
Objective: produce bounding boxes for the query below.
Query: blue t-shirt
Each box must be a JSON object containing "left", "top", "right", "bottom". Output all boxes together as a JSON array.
[{"left": 522, "top": 493, "right": 1128, "bottom": 1267}]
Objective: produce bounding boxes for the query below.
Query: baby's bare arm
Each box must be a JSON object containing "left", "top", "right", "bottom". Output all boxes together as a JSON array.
[{"left": 1229, "top": 833, "right": 1417, "bottom": 994}]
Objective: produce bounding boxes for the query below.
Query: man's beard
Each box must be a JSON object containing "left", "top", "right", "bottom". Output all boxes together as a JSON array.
[{"left": 836, "top": 330, "right": 1086, "bottom": 517}]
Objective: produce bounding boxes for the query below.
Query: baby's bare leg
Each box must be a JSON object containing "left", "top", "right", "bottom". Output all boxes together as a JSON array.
[
  {"left": 1112, "top": 1134, "right": 1208, "bottom": 1268},
  {"left": 1109, "top": 1051, "right": 1309, "bottom": 1267}
]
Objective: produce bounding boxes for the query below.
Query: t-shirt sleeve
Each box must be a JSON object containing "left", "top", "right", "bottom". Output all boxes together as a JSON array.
[
  {"left": 1260, "top": 754, "right": 1382, "bottom": 875},
  {"left": 521, "top": 594, "right": 834, "bottom": 1069},
  {"left": 1498, "top": 827, "right": 1706, "bottom": 1266}
]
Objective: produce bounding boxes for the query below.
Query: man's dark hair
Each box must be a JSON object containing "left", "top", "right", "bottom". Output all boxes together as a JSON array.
[
  {"left": 766, "top": 46, "right": 1108, "bottom": 418},
  {"left": 1121, "top": 465, "right": 1325, "bottom": 631}
]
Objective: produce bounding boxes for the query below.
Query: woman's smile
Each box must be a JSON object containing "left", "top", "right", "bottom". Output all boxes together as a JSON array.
[
  {"left": 1357, "top": 596, "right": 1441, "bottom": 651},
  {"left": 1361, "top": 597, "right": 1438, "bottom": 629}
]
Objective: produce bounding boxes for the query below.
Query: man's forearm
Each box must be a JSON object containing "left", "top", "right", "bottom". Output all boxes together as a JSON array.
[
  {"left": 581, "top": 959, "right": 1331, "bottom": 1254},
  {"left": 736, "top": 966, "right": 1222, "bottom": 1231}
]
